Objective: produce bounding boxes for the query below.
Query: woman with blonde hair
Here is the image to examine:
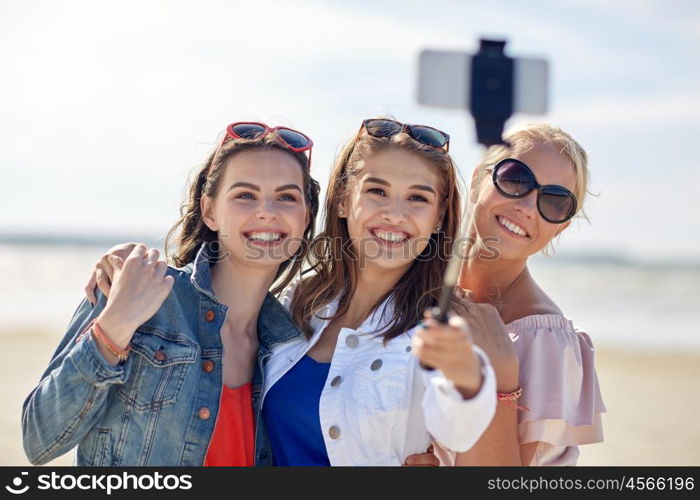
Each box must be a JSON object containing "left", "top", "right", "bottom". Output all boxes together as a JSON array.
[{"left": 439, "top": 123, "right": 606, "bottom": 466}]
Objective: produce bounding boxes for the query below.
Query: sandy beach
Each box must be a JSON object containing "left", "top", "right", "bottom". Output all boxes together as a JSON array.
[
  {"left": 2, "top": 327, "right": 699, "bottom": 466},
  {"left": 578, "top": 348, "right": 700, "bottom": 466}
]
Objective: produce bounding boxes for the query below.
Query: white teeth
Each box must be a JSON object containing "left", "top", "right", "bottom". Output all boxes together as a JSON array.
[
  {"left": 498, "top": 217, "right": 527, "bottom": 237},
  {"left": 247, "top": 232, "right": 283, "bottom": 242},
  {"left": 374, "top": 229, "right": 408, "bottom": 242}
]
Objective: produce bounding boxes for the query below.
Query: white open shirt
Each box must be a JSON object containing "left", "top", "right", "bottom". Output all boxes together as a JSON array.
[{"left": 261, "top": 284, "right": 497, "bottom": 466}]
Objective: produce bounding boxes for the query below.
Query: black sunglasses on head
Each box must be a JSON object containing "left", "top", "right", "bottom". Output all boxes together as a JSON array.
[
  {"left": 492, "top": 158, "right": 578, "bottom": 224},
  {"left": 361, "top": 119, "right": 450, "bottom": 151}
]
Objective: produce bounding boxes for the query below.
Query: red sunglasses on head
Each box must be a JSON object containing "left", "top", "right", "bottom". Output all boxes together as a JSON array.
[{"left": 216, "top": 121, "right": 314, "bottom": 166}]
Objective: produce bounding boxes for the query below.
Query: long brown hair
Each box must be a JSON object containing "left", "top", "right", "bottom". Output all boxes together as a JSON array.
[
  {"left": 165, "top": 132, "right": 320, "bottom": 295},
  {"left": 290, "top": 123, "right": 461, "bottom": 341}
]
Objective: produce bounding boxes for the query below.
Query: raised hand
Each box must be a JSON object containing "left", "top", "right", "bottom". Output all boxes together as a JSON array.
[
  {"left": 85, "top": 242, "right": 139, "bottom": 304},
  {"left": 412, "top": 309, "right": 483, "bottom": 399},
  {"left": 95, "top": 245, "right": 174, "bottom": 356}
]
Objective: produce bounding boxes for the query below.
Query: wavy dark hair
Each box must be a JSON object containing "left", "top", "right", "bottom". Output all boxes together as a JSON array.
[
  {"left": 165, "top": 132, "right": 320, "bottom": 295},
  {"left": 290, "top": 123, "right": 462, "bottom": 341}
]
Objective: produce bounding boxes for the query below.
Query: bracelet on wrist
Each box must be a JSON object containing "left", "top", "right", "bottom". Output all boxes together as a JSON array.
[
  {"left": 91, "top": 319, "right": 131, "bottom": 362},
  {"left": 497, "top": 386, "right": 529, "bottom": 412}
]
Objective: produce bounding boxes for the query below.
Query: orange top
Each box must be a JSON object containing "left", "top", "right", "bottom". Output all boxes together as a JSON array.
[{"left": 203, "top": 382, "right": 255, "bottom": 466}]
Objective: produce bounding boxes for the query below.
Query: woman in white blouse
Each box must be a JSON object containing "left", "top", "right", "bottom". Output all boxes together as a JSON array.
[{"left": 261, "top": 118, "right": 501, "bottom": 465}]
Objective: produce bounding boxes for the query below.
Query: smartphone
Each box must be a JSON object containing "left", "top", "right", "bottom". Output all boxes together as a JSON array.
[{"left": 417, "top": 49, "right": 549, "bottom": 114}]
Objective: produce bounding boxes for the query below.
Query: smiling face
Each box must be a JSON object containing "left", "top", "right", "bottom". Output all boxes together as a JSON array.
[
  {"left": 201, "top": 148, "right": 309, "bottom": 269},
  {"left": 340, "top": 147, "right": 443, "bottom": 274},
  {"left": 472, "top": 141, "right": 577, "bottom": 260}
]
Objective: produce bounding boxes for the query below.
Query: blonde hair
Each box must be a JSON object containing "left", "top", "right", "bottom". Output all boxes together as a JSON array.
[{"left": 471, "top": 123, "right": 591, "bottom": 255}]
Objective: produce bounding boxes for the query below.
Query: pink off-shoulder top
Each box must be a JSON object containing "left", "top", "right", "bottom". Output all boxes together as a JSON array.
[
  {"left": 511, "top": 314, "right": 605, "bottom": 465},
  {"left": 437, "top": 314, "right": 605, "bottom": 466}
]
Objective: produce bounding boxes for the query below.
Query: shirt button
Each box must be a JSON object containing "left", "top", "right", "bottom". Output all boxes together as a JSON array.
[
  {"left": 198, "top": 407, "right": 211, "bottom": 420},
  {"left": 328, "top": 426, "right": 340, "bottom": 439},
  {"left": 405, "top": 345, "right": 412, "bottom": 353},
  {"left": 154, "top": 350, "right": 166, "bottom": 362},
  {"left": 202, "top": 360, "right": 215, "bottom": 373},
  {"left": 370, "top": 359, "right": 383, "bottom": 371},
  {"left": 345, "top": 334, "right": 359, "bottom": 348},
  {"left": 330, "top": 375, "right": 342, "bottom": 387},
  {"left": 205, "top": 310, "right": 216, "bottom": 322}
]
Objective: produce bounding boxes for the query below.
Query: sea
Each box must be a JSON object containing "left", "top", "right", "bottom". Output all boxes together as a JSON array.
[{"left": 1, "top": 235, "right": 698, "bottom": 353}]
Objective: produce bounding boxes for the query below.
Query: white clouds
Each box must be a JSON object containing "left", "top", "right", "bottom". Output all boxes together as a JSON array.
[
  {"left": 563, "top": 0, "right": 700, "bottom": 41},
  {"left": 0, "top": 0, "right": 698, "bottom": 259},
  {"left": 556, "top": 168, "right": 700, "bottom": 260},
  {"left": 549, "top": 89, "right": 700, "bottom": 131}
]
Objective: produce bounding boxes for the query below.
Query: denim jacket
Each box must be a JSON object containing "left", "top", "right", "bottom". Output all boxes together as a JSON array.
[{"left": 22, "top": 243, "right": 302, "bottom": 466}]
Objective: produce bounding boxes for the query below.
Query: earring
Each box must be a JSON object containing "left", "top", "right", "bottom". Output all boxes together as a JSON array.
[
  {"left": 338, "top": 209, "right": 345, "bottom": 216},
  {"left": 434, "top": 225, "right": 441, "bottom": 233}
]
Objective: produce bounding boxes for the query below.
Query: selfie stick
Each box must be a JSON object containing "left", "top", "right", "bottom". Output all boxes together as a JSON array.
[{"left": 421, "top": 39, "right": 513, "bottom": 370}]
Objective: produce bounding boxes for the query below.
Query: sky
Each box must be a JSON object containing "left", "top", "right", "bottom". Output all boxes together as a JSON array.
[{"left": 1, "top": 0, "right": 699, "bottom": 262}]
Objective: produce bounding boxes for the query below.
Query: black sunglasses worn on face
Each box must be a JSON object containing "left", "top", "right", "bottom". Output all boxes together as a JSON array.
[
  {"left": 492, "top": 158, "right": 578, "bottom": 224},
  {"left": 361, "top": 119, "right": 450, "bottom": 151}
]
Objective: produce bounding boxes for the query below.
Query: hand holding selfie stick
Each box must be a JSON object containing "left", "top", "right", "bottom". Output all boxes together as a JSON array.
[{"left": 416, "top": 38, "right": 549, "bottom": 370}]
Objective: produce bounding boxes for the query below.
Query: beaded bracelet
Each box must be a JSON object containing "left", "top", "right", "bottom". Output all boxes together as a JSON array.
[{"left": 91, "top": 320, "right": 131, "bottom": 363}]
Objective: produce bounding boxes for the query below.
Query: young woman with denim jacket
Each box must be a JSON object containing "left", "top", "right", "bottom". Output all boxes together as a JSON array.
[
  {"left": 21, "top": 123, "right": 322, "bottom": 466},
  {"left": 261, "top": 119, "right": 501, "bottom": 465}
]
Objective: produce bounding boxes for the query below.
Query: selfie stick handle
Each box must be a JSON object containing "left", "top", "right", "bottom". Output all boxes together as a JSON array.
[
  {"left": 420, "top": 38, "right": 512, "bottom": 371},
  {"left": 419, "top": 220, "right": 468, "bottom": 371}
]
